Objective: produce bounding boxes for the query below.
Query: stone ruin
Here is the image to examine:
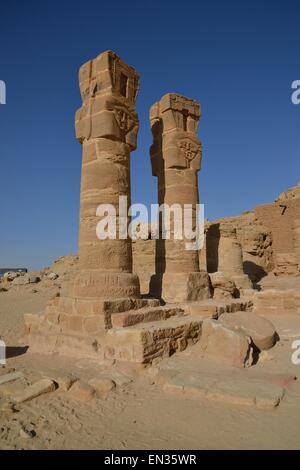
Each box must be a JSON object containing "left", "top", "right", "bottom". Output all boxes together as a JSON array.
[
  {"left": 149, "top": 93, "right": 211, "bottom": 303},
  {"left": 23, "top": 50, "right": 298, "bottom": 370}
]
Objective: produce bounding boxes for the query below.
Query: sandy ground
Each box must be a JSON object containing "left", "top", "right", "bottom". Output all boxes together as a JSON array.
[{"left": 0, "top": 286, "right": 300, "bottom": 450}]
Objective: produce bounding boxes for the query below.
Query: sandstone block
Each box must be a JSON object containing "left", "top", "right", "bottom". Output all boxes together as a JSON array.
[
  {"left": 68, "top": 380, "right": 95, "bottom": 401},
  {"left": 88, "top": 377, "right": 116, "bottom": 398},
  {"left": 111, "top": 306, "right": 183, "bottom": 328},
  {"left": 48, "top": 374, "right": 77, "bottom": 391},
  {"left": 219, "top": 311, "right": 277, "bottom": 350},
  {"left": 47, "top": 272, "right": 59, "bottom": 280},
  {"left": 150, "top": 271, "right": 212, "bottom": 303},
  {"left": 0, "top": 371, "right": 24, "bottom": 386},
  {"left": 200, "top": 319, "right": 254, "bottom": 368},
  {"left": 210, "top": 272, "right": 237, "bottom": 296},
  {"left": 84, "top": 315, "right": 106, "bottom": 334},
  {"left": 253, "top": 289, "right": 300, "bottom": 314},
  {"left": 3, "top": 271, "right": 22, "bottom": 282},
  {"left": 105, "top": 315, "right": 202, "bottom": 363},
  {"left": 12, "top": 379, "right": 56, "bottom": 404},
  {"left": 12, "top": 275, "right": 30, "bottom": 286}
]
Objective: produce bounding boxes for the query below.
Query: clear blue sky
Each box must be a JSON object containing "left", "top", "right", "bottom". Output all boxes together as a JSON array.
[{"left": 0, "top": 0, "right": 299, "bottom": 270}]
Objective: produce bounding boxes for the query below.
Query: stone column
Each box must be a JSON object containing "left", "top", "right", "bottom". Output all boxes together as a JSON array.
[
  {"left": 207, "top": 223, "right": 252, "bottom": 289},
  {"left": 71, "top": 50, "right": 140, "bottom": 299},
  {"left": 149, "top": 93, "right": 211, "bottom": 302}
]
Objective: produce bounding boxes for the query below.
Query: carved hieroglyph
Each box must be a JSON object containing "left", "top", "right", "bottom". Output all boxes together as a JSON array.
[
  {"left": 72, "top": 50, "right": 141, "bottom": 299},
  {"left": 149, "top": 93, "right": 211, "bottom": 302}
]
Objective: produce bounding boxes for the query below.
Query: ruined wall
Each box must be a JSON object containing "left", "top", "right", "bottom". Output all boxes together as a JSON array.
[
  {"left": 204, "top": 212, "right": 273, "bottom": 283},
  {"left": 253, "top": 184, "right": 300, "bottom": 276},
  {"left": 130, "top": 183, "right": 300, "bottom": 292}
]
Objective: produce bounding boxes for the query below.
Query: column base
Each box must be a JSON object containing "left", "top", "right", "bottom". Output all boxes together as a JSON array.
[
  {"left": 150, "top": 272, "right": 213, "bottom": 303},
  {"left": 68, "top": 270, "right": 140, "bottom": 299}
]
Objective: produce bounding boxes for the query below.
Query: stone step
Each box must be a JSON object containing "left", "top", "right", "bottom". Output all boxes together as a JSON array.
[
  {"left": 105, "top": 315, "right": 203, "bottom": 364},
  {"left": 157, "top": 368, "right": 286, "bottom": 409},
  {"left": 253, "top": 289, "right": 300, "bottom": 314},
  {"left": 183, "top": 299, "right": 253, "bottom": 319},
  {"left": 44, "top": 296, "right": 161, "bottom": 331},
  {"left": 111, "top": 306, "right": 184, "bottom": 328}
]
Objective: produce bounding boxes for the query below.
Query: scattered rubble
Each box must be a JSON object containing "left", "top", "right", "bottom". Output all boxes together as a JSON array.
[{"left": 11, "top": 378, "right": 56, "bottom": 404}]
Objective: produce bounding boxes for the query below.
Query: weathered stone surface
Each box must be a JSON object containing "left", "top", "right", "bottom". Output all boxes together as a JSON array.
[
  {"left": 3, "top": 271, "right": 22, "bottom": 282},
  {"left": 74, "top": 51, "right": 140, "bottom": 298},
  {"left": 199, "top": 319, "right": 254, "bottom": 368},
  {"left": 47, "top": 272, "right": 59, "bottom": 281},
  {"left": 12, "top": 275, "right": 30, "bottom": 286},
  {"left": 0, "top": 371, "right": 24, "bottom": 386},
  {"left": 274, "top": 253, "right": 299, "bottom": 277},
  {"left": 253, "top": 288, "right": 300, "bottom": 314},
  {"left": 149, "top": 93, "right": 208, "bottom": 302},
  {"left": 293, "top": 219, "right": 300, "bottom": 272},
  {"left": 185, "top": 299, "right": 253, "bottom": 319},
  {"left": 28, "top": 275, "right": 40, "bottom": 284},
  {"left": 11, "top": 273, "right": 39, "bottom": 285},
  {"left": 219, "top": 311, "right": 277, "bottom": 350},
  {"left": 88, "top": 377, "right": 116, "bottom": 398},
  {"left": 162, "top": 371, "right": 284, "bottom": 409},
  {"left": 25, "top": 51, "right": 145, "bottom": 355},
  {"left": 0, "top": 378, "right": 29, "bottom": 398},
  {"left": 68, "top": 380, "right": 95, "bottom": 401},
  {"left": 0, "top": 398, "right": 14, "bottom": 416},
  {"left": 111, "top": 306, "right": 184, "bottom": 328},
  {"left": 209, "top": 272, "right": 237, "bottom": 299},
  {"left": 48, "top": 373, "right": 77, "bottom": 391},
  {"left": 150, "top": 272, "right": 212, "bottom": 303},
  {"left": 105, "top": 315, "right": 203, "bottom": 363},
  {"left": 207, "top": 223, "right": 252, "bottom": 290},
  {"left": 11, "top": 379, "right": 56, "bottom": 404}
]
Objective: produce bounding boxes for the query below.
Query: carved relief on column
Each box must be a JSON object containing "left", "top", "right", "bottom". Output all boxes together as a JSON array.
[
  {"left": 71, "top": 50, "right": 141, "bottom": 299},
  {"left": 149, "top": 93, "right": 211, "bottom": 302}
]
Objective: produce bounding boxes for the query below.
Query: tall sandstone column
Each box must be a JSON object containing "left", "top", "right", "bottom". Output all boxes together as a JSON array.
[
  {"left": 24, "top": 52, "right": 163, "bottom": 356},
  {"left": 71, "top": 50, "right": 141, "bottom": 300},
  {"left": 149, "top": 93, "right": 211, "bottom": 302}
]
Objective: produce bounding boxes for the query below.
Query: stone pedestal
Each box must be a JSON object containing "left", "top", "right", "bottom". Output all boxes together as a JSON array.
[{"left": 149, "top": 93, "right": 211, "bottom": 302}]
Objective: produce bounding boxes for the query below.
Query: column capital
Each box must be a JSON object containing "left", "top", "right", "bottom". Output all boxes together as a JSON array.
[
  {"left": 75, "top": 51, "right": 140, "bottom": 150},
  {"left": 150, "top": 93, "right": 202, "bottom": 176}
]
